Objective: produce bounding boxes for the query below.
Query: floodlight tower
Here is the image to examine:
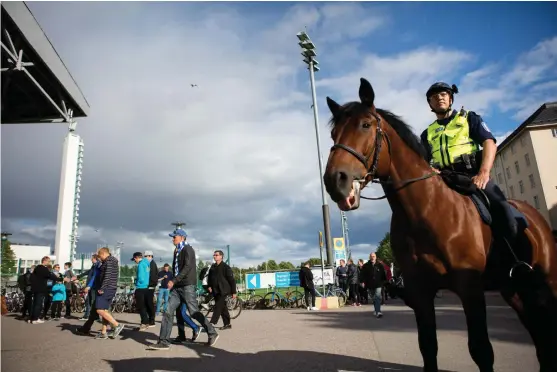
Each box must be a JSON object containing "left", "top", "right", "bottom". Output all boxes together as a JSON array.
[{"left": 297, "top": 30, "right": 333, "bottom": 267}]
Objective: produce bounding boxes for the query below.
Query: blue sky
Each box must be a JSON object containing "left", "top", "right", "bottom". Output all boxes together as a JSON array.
[{"left": 2, "top": 2, "right": 556, "bottom": 267}]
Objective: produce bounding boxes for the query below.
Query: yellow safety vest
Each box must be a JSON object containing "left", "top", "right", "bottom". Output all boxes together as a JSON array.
[{"left": 426, "top": 109, "right": 479, "bottom": 168}]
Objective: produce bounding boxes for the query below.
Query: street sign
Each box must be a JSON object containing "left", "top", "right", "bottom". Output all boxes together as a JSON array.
[
  {"left": 333, "top": 237, "right": 347, "bottom": 266},
  {"left": 246, "top": 273, "right": 260, "bottom": 289},
  {"left": 318, "top": 231, "right": 323, "bottom": 248},
  {"left": 275, "top": 271, "right": 300, "bottom": 288}
]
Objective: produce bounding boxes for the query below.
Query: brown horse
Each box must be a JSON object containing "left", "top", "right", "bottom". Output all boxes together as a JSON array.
[{"left": 323, "top": 78, "right": 557, "bottom": 372}]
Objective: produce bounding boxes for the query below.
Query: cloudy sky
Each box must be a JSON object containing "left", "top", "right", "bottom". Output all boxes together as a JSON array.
[{"left": 2, "top": 2, "right": 557, "bottom": 267}]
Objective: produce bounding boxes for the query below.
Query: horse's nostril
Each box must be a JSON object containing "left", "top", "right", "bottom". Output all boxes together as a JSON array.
[{"left": 337, "top": 171, "right": 348, "bottom": 182}]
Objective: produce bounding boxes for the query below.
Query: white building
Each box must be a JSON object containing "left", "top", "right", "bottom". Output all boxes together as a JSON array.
[
  {"left": 54, "top": 130, "right": 84, "bottom": 266},
  {"left": 11, "top": 243, "right": 54, "bottom": 275}
]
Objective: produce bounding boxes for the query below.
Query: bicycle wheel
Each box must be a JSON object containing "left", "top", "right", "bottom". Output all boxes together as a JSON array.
[
  {"left": 225, "top": 296, "right": 242, "bottom": 319},
  {"left": 287, "top": 291, "right": 304, "bottom": 308},
  {"left": 248, "top": 295, "right": 264, "bottom": 309},
  {"left": 263, "top": 292, "right": 279, "bottom": 309}
]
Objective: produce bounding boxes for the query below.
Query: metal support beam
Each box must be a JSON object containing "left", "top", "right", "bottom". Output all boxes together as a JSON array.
[{"left": 1, "top": 28, "right": 76, "bottom": 126}]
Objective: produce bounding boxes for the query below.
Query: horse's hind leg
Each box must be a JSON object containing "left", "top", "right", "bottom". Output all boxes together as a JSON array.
[
  {"left": 452, "top": 269, "right": 495, "bottom": 372},
  {"left": 501, "top": 275, "right": 557, "bottom": 372}
]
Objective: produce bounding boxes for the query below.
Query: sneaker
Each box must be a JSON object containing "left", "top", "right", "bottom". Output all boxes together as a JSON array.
[
  {"left": 137, "top": 324, "right": 148, "bottom": 331},
  {"left": 357, "top": 303, "right": 362, "bottom": 307},
  {"left": 220, "top": 324, "right": 232, "bottom": 330},
  {"left": 376, "top": 312, "right": 383, "bottom": 318},
  {"left": 79, "top": 317, "right": 88, "bottom": 321},
  {"left": 307, "top": 306, "right": 311, "bottom": 311},
  {"left": 207, "top": 334, "right": 220, "bottom": 347},
  {"left": 53, "top": 317, "right": 60, "bottom": 321},
  {"left": 110, "top": 324, "right": 125, "bottom": 339},
  {"left": 95, "top": 332, "right": 108, "bottom": 340},
  {"left": 31, "top": 320, "right": 44, "bottom": 324},
  {"left": 191, "top": 329, "right": 200, "bottom": 342},
  {"left": 148, "top": 323, "right": 156, "bottom": 328},
  {"left": 311, "top": 307, "right": 318, "bottom": 311},
  {"left": 148, "top": 342, "right": 170, "bottom": 350},
  {"left": 75, "top": 327, "right": 90, "bottom": 336},
  {"left": 171, "top": 337, "right": 186, "bottom": 344}
]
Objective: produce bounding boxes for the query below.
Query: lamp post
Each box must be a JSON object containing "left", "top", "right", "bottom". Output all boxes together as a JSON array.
[
  {"left": 340, "top": 211, "right": 351, "bottom": 260},
  {"left": 297, "top": 30, "right": 334, "bottom": 267}
]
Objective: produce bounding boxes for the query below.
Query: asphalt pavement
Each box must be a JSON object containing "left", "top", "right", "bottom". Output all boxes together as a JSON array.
[{"left": 1, "top": 291, "right": 538, "bottom": 372}]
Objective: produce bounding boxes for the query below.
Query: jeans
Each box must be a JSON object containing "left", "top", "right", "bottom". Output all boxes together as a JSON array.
[
  {"left": 51, "top": 301, "right": 63, "bottom": 318},
  {"left": 156, "top": 288, "right": 169, "bottom": 314},
  {"left": 369, "top": 287, "right": 382, "bottom": 313},
  {"left": 135, "top": 288, "right": 155, "bottom": 325},
  {"left": 22, "top": 292, "right": 33, "bottom": 317},
  {"left": 65, "top": 290, "right": 72, "bottom": 316},
  {"left": 31, "top": 292, "right": 45, "bottom": 321},
  {"left": 158, "top": 285, "right": 217, "bottom": 345},
  {"left": 349, "top": 283, "right": 361, "bottom": 304},
  {"left": 84, "top": 291, "right": 96, "bottom": 318},
  {"left": 304, "top": 287, "right": 316, "bottom": 307},
  {"left": 177, "top": 303, "right": 199, "bottom": 338}
]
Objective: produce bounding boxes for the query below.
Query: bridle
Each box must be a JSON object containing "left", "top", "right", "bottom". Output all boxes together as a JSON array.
[{"left": 330, "top": 111, "right": 438, "bottom": 201}]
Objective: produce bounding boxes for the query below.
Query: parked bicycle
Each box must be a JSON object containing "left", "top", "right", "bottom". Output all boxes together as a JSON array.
[{"left": 263, "top": 285, "right": 304, "bottom": 309}]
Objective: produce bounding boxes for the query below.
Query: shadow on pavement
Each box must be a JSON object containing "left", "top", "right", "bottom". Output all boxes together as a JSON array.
[
  {"left": 106, "top": 348, "right": 455, "bottom": 372},
  {"left": 295, "top": 300, "right": 532, "bottom": 346}
]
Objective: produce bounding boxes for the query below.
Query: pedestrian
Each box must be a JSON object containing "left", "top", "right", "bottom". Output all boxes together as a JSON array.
[
  {"left": 148, "top": 228, "right": 218, "bottom": 350},
  {"left": 17, "top": 265, "right": 34, "bottom": 320},
  {"left": 346, "top": 259, "right": 361, "bottom": 306},
  {"left": 299, "top": 262, "right": 318, "bottom": 311},
  {"left": 131, "top": 252, "right": 152, "bottom": 331},
  {"left": 63, "top": 262, "right": 76, "bottom": 318},
  {"left": 80, "top": 255, "right": 101, "bottom": 321},
  {"left": 207, "top": 250, "right": 236, "bottom": 330},
  {"left": 29, "top": 257, "right": 63, "bottom": 324},
  {"left": 50, "top": 269, "right": 66, "bottom": 320},
  {"left": 336, "top": 259, "right": 348, "bottom": 294},
  {"left": 156, "top": 263, "right": 173, "bottom": 315},
  {"left": 144, "top": 250, "right": 158, "bottom": 327},
  {"left": 362, "top": 252, "right": 387, "bottom": 318},
  {"left": 172, "top": 303, "right": 200, "bottom": 344}
]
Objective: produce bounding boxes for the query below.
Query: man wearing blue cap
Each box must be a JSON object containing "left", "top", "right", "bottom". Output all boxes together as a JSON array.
[{"left": 149, "top": 229, "right": 219, "bottom": 349}]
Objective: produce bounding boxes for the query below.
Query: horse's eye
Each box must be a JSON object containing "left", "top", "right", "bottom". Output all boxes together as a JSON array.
[{"left": 362, "top": 122, "right": 371, "bottom": 129}]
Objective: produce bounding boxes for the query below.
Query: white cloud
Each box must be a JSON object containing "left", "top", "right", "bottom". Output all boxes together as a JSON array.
[{"left": 2, "top": 3, "right": 556, "bottom": 269}]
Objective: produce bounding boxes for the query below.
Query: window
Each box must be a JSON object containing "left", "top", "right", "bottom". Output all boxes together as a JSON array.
[
  {"left": 529, "top": 174, "right": 536, "bottom": 188},
  {"left": 533, "top": 195, "right": 540, "bottom": 209},
  {"left": 514, "top": 161, "right": 520, "bottom": 174},
  {"left": 511, "top": 144, "right": 516, "bottom": 154},
  {"left": 509, "top": 185, "right": 515, "bottom": 199},
  {"left": 497, "top": 173, "right": 503, "bottom": 184},
  {"left": 525, "top": 153, "right": 530, "bottom": 167},
  {"left": 520, "top": 136, "right": 526, "bottom": 146},
  {"left": 519, "top": 180, "right": 524, "bottom": 194},
  {"left": 506, "top": 167, "right": 511, "bottom": 179},
  {"left": 552, "top": 128, "right": 557, "bottom": 138}
]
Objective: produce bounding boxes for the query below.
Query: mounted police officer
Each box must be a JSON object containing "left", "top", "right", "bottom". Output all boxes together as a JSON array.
[{"left": 420, "top": 82, "right": 518, "bottom": 242}]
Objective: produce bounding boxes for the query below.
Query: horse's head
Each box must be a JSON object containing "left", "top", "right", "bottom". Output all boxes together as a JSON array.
[{"left": 323, "top": 78, "right": 391, "bottom": 211}]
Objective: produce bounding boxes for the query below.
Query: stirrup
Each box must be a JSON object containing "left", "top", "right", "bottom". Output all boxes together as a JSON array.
[{"left": 509, "top": 261, "right": 533, "bottom": 278}]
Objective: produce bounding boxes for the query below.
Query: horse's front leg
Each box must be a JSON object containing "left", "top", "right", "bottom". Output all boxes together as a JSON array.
[
  {"left": 452, "top": 269, "right": 495, "bottom": 372},
  {"left": 405, "top": 283, "right": 439, "bottom": 372}
]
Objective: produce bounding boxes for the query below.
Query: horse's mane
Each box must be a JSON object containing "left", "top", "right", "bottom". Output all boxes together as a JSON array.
[{"left": 327, "top": 101, "right": 428, "bottom": 161}]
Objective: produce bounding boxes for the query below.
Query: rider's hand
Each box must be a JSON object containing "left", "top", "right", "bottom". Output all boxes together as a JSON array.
[
  {"left": 232, "top": 293, "right": 236, "bottom": 298},
  {"left": 431, "top": 167, "right": 441, "bottom": 174},
  {"left": 472, "top": 169, "right": 490, "bottom": 189},
  {"left": 98, "top": 289, "right": 104, "bottom": 295},
  {"left": 208, "top": 287, "right": 212, "bottom": 293},
  {"left": 167, "top": 281, "right": 174, "bottom": 290},
  {"left": 84, "top": 287, "right": 90, "bottom": 293}
]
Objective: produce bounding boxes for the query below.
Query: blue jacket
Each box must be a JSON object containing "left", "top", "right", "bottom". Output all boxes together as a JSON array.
[
  {"left": 87, "top": 261, "right": 102, "bottom": 289},
  {"left": 51, "top": 282, "right": 67, "bottom": 302},
  {"left": 135, "top": 258, "right": 151, "bottom": 289}
]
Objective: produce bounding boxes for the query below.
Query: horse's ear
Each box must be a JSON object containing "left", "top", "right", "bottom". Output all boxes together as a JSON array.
[
  {"left": 326, "top": 96, "right": 341, "bottom": 117},
  {"left": 359, "top": 78, "right": 375, "bottom": 108}
]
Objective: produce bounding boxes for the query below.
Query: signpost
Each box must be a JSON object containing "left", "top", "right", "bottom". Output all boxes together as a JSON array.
[{"left": 244, "top": 269, "right": 333, "bottom": 290}]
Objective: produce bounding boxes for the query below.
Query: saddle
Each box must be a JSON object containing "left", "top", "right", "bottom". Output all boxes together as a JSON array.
[{"left": 439, "top": 169, "right": 528, "bottom": 229}]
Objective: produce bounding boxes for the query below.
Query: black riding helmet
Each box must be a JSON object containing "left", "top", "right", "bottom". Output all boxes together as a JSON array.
[{"left": 426, "top": 82, "right": 459, "bottom": 114}]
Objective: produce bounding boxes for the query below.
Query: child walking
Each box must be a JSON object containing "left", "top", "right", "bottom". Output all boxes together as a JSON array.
[{"left": 51, "top": 267, "right": 66, "bottom": 320}]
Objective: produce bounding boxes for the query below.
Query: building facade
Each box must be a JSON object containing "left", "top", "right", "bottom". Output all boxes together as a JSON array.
[
  {"left": 53, "top": 131, "right": 84, "bottom": 266},
  {"left": 490, "top": 101, "right": 557, "bottom": 231},
  {"left": 10, "top": 243, "right": 54, "bottom": 275}
]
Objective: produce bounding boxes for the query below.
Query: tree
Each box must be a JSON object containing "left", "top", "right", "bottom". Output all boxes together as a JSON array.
[
  {"left": 278, "top": 261, "right": 295, "bottom": 270},
  {"left": 375, "top": 232, "right": 395, "bottom": 265},
  {"left": 1, "top": 238, "right": 17, "bottom": 278}
]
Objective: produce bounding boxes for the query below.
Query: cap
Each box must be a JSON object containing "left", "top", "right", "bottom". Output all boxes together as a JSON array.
[
  {"left": 131, "top": 252, "right": 143, "bottom": 261},
  {"left": 169, "top": 229, "right": 188, "bottom": 238},
  {"left": 144, "top": 250, "right": 154, "bottom": 257}
]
